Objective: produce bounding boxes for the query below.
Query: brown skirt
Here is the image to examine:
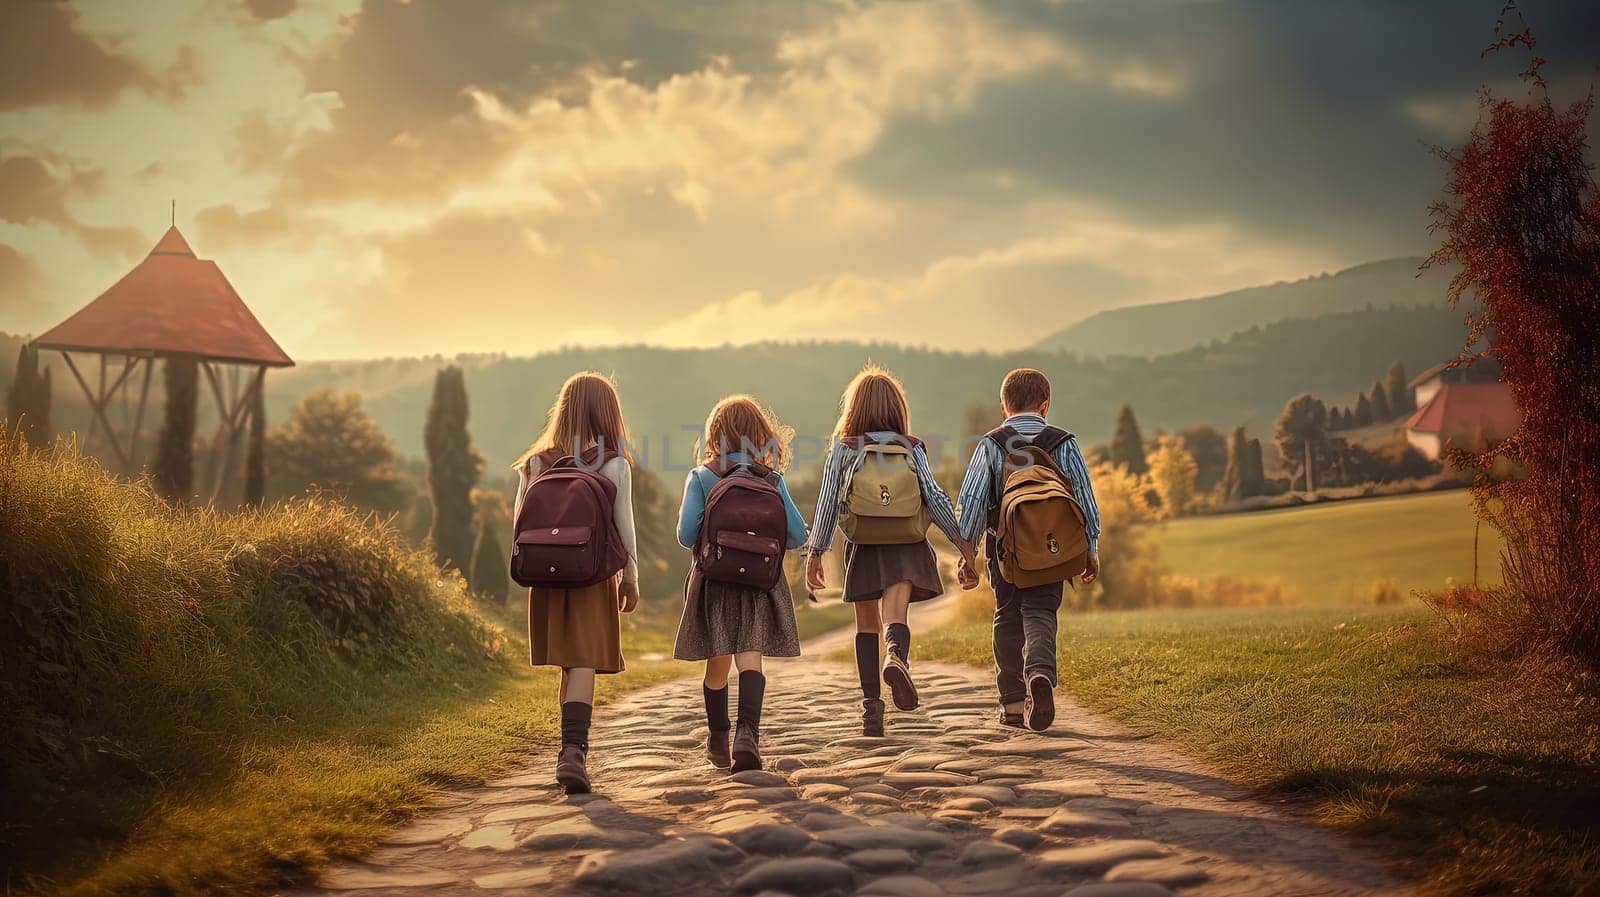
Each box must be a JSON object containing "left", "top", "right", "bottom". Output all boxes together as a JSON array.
[
  {"left": 528, "top": 575, "right": 625, "bottom": 673},
  {"left": 843, "top": 539, "right": 945, "bottom": 604}
]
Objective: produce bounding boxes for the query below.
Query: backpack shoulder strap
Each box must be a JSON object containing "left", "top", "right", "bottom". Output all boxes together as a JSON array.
[
  {"left": 984, "top": 425, "right": 1019, "bottom": 449},
  {"left": 1032, "top": 426, "right": 1075, "bottom": 456}
]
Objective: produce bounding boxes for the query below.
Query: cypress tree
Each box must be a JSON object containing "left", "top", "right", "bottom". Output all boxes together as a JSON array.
[
  {"left": 1354, "top": 392, "right": 1374, "bottom": 427},
  {"left": 6, "top": 345, "right": 52, "bottom": 448},
  {"left": 469, "top": 523, "right": 509, "bottom": 606},
  {"left": 1370, "top": 380, "right": 1392, "bottom": 422},
  {"left": 1110, "top": 403, "right": 1148, "bottom": 474},
  {"left": 424, "top": 366, "right": 483, "bottom": 574},
  {"left": 1385, "top": 361, "right": 1412, "bottom": 415},
  {"left": 1245, "top": 437, "right": 1266, "bottom": 497},
  {"left": 1221, "top": 426, "right": 1247, "bottom": 502},
  {"left": 152, "top": 357, "right": 199, "bottom": 503},
  {"left": 243, "top": 374, "right": 266, "bottom": 505}
]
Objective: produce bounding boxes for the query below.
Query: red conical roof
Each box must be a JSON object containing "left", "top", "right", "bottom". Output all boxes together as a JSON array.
[{"left": 32, "top": 227, "right": 293, "bottom": 367}]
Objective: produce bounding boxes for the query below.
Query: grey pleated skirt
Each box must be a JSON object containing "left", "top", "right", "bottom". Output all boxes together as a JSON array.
[
  {"left": 843, "top": 539, "right": 945, "bottom": 603},
  {"left": 673, "top": 565, "right": 802, "bottom": 661}
]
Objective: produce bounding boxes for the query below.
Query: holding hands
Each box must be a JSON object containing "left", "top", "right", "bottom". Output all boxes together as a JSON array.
[{"left": 956, "top": 539, "right": 980, "bottom": 591}]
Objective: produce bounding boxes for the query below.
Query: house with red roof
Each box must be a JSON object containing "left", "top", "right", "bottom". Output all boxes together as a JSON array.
[{"left": 1403, "top": 358, "right": 1519, "bottom": 460}]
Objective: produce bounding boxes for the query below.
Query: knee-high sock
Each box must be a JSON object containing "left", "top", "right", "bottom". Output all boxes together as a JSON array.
[
  {"left": 703, "top": 684, "right": 730, "bottom": 732},
  {"left": 736, "top": 670, "right": 766, "bottom": 735},
  {"left": 560, "top": 701, "right": 592, "bottom": 750},
  {"left": 855, "top": 633, "right": 882, "bottom": 700},
  {"left": 885, "top": 622, "right": 911, "bottom": 663}
]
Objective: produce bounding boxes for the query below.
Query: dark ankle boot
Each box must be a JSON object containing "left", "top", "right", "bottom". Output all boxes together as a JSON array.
[
  {"left": 883, "top": 652, "right": 919, "bottom": 711},
  {"left": 731, "top": 722, "right": 762, "bottom": 772},
  {"left": 707, "top": 729, "right": 732, "bottom": 769},
  {"left": 555, "top": 744, "right": 590, "bottom": 794},
  {"left": 861, "top": 697, "right": 886, "bottom": 737}
]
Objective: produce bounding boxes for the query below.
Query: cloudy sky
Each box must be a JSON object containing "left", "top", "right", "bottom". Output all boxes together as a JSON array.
[{"left": 1, "top": 0, "right": 1596, "bottom": 360}]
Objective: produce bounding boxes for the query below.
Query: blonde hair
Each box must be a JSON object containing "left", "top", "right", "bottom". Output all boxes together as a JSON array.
[
  {"left": 832, "top": 363, "right": 911, "bottom": 442},
  {"left": 513, "top": 371, "right": 631, "bottom": 471},
  {"left": 700, "top": 394, "right": 793, "bottom": 472}
]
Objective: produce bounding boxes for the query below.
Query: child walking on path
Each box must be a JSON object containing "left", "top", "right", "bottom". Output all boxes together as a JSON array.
[
  {"left": 511, "top": 372, "right": 641, "bottom": 794},
  {"left": 956, "top": 368, "right": 1101, "bottom": 732},
  {"left": 806, "top": 365, "right": 976, "bottom": 736},
  {"left": 674, "top": 395, "right": 810, "bottom": 772}
]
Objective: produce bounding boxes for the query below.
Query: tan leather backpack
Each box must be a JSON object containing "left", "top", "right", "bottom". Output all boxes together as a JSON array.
[{"left": 987, "top": 426, "right": 1089, "bottom": 586}]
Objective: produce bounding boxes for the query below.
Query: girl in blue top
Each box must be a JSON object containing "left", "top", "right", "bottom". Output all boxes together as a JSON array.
[
  {"left": 805, "top": 365, "right": 975, "bottom": 737},
  {"left": 674, "top": 394, "right": 809, "bottom": 773}
]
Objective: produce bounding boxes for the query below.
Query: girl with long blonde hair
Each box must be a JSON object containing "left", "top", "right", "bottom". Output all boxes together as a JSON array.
[
  {"left": 512, "top": 372, "right": 640, "bottom": 793},
  {"left": 674, "top": 395, "right": 809, "bottom": 772},
  {"left": 806, "top": 364, "right": 974, "bottom": 736}
]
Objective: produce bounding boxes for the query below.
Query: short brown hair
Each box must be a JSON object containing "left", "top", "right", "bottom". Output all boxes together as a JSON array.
[{"left": 1001, "top": 368, "right": 1050, "bottom": 414}]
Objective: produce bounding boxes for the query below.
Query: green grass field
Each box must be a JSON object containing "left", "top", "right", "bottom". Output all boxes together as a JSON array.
[
  {"left": 1147, "top": 490, "right": 1504, "bottom": 603},
  {"left": 921, "top": 605, "right": 1600, "bottom": 897}
]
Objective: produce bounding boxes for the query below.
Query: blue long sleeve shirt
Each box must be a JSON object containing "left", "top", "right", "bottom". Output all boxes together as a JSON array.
[
  {"left": 956, "top": 412, "right": 1101, "bottom": 555},
  {"left": 677, "top": 452, "right": 811, "bottom": 550},
  {"left": 806, "top": 433, "right": 963, "bottom": 554}
]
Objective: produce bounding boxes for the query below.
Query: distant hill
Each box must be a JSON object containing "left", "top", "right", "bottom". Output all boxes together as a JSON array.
[
  {"left": 1035, "top": 258, "right": 1450, "bottom": 357},
  {"left": 3, "top": 304, "right": 1471, "bottom": 478}
]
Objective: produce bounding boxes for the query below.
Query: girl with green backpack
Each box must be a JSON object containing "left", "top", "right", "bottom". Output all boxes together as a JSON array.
[{"left": 805, "top": 365, "right": 976, "bottom": 736}]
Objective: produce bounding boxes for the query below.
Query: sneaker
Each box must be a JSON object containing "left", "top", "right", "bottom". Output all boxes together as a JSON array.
[
  {"left": 998, "top": 703, "right": 1026, "bottom": 729},
  {"left": 554, "top": 744, "right": 591, "bottom": 794},
  {"left": 882, "top": 652, "right": 920, "bottom": 711},
  {"left": 861, "top": 698, "right": 886, "bottom": 737},
  {"left": 1027, "top": 673, "right": 1056, "bottom": 731},
  {"left": 707, "top": 729, "right": 732, "bottom": 769},
  {"left": 731, "top": 723, "right": 763, "bottom": 772}
]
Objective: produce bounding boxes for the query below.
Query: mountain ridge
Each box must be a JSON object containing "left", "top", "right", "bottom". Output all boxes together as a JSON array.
[{"left": 1036, "top": 257, "right": 1447, "bottom": 357}]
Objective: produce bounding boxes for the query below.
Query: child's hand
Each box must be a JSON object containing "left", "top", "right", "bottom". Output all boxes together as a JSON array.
[
  {"left": 806, "top": 554, "right": 827, "bottom": 590},
  {"left": 1081, "top": 555, "right": 1100, "bottom": 584},
  {"left": 618, "top": 581, "right": 641, "bottom": 613},
  {"left": 957, "top": 557, "right": 980, "bottom": 590}
]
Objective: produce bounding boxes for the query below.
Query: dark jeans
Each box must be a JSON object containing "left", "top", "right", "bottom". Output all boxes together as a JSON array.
[{"left": 987, "top": 536, "right": 1063, "bottom": 705}]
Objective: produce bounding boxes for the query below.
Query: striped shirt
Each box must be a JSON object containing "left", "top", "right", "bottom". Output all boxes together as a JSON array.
[
  {"left": 956, "top": 413, "right": 1101, "bottom": 555},
  {"left": 806, "top": 432, "right": 962, "bottom": 554}
]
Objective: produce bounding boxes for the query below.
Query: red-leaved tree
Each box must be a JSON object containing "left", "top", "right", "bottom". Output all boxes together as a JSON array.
[{"left": 1425, "top": 7, "right": 1600, "bottom": 659}]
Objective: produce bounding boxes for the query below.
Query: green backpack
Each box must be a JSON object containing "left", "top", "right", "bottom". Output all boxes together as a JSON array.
[{"left": 838, "top": 436, "right": 932, "bottom": 545}]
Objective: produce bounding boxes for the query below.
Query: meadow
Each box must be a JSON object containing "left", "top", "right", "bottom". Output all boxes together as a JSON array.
[{"left": 1147, "top": 490, "right": 1504, "bottom": 604}]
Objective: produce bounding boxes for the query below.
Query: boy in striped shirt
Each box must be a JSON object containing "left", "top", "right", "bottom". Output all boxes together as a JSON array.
[{"left": 956, "top": 368, "right": 1101, "bottom": 730}]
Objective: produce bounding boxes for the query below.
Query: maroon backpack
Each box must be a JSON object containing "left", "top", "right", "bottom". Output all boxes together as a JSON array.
[
  {"left": 510, "top": 448, "right": 629, "bottom": 589},
  {"left": 695, "top": 458, "right": 789, "bottom": 591}
]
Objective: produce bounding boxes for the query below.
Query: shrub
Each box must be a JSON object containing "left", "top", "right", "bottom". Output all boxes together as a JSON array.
[
  {"left": 0, "top": 430, "right": 501, "bottom": 873},
  {"left": 1426, "top": 28, "right": 1600, "bottom": 661}
]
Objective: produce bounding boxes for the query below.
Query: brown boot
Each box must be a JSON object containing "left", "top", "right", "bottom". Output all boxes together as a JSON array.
[
  {"left": 554, "top": 744, "right": 590, "bottom": 794},
  {"left": 1027, "top": 674, "right": 1056, "bottom": 732},
  {"left": 707, "top": 729, "right": 732, "bottom": 769},
  {"left": 731, "top": 723, "right": 762, "bottom": 772},
  {"left": 861, "top": 698, "right": 886, "bottom": 737},
  {"left": 882, "top": 653, "right": 919, "bottom": 711}
]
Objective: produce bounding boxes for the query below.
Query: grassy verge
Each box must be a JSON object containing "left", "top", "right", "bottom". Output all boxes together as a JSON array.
[
  {"left": 1148, "top": 490, "right": 1505, "bottom": 603},
  {"left": 0, "top": 433, "right": 687, "bottom": 896},
  {"left": 57, "top": 661, "right": 678, "bottom": 897},
  {"left": 920, "top": 604, "right": 1600, "bottom": 897}
]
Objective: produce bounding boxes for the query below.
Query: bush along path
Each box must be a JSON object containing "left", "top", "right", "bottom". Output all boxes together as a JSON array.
[{"left": 285, "top": 658, "right": 1406, "bottom": 897}]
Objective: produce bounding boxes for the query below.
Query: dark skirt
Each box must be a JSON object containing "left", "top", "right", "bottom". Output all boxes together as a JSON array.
[
  {"left": 528, "top": 575, "right": 625, "bottom": 673},
  {"left": 673, "top": 565, "right": 802, "bottom": 661},
  {"left": 843, "top": 539, "right": 945, "bottom": 604}
]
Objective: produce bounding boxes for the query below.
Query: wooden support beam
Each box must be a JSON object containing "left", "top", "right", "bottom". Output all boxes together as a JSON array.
[
  {"left": 129, "top": 357, "right": 154, "bottom": 469},
  {"left": 60, "top": 352, "right": 132, "bottom": 471}
]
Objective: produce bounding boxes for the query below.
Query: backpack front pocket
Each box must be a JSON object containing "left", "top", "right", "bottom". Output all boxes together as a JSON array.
[
  {"left": 514, "top": 524, "right": 596, "bottom": 586},
  {"left": 705, "top": 529, "right": 783, "bottom": 589}
]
